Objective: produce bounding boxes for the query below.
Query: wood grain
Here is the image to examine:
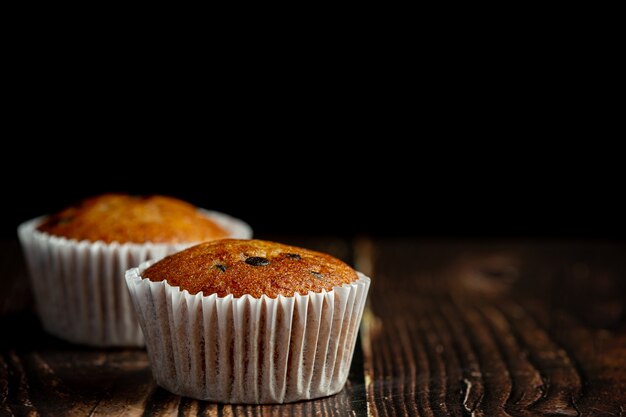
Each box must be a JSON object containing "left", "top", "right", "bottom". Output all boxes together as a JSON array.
[
  {"left": 2, "top": 238, "right": 626, "bottom": 416},
  {"left": 356, "top": 239, "right": 626, "bottom": 417}
]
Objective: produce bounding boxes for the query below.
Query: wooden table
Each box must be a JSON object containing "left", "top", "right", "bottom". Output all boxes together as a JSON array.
[{"left": 1, "top": 237, "right": 625, "bottom": 416}]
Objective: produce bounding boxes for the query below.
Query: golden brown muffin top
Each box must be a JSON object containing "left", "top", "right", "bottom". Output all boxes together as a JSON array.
[
  {"left": 37, "top": 194, "right": 228, "bottom": 244},
  {"left": 142, "top": 239, "right": 358, "bottom": 298}
]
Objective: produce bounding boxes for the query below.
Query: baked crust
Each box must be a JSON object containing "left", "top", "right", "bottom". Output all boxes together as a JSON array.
[
  {"left": 37, "top": 194, "right": 228, "bottom": 244},
  {"left": 142, "top": 239, "right": 358, "bottom": 298}
]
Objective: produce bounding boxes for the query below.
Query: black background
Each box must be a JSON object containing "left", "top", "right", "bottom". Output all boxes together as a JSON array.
[
  {"left": 5, "top": 31, "right": 622, "bottom": 241},
  {"left": 3, "top": 142, "right": 623, "bottom": 241}
]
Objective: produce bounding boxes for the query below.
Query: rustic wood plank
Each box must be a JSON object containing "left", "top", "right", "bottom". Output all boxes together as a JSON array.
[
  {"left": 0, "top": 355, "right": 13, "bottom": 417},
  {"left": 4, "top": 351, "right": 39, "bottom": 417},
  {"left": 356, "top": 238, "right": 626, "bottom": 417},
  {"left": 478, "top": 305, "right": 544, "bottom": 413}
]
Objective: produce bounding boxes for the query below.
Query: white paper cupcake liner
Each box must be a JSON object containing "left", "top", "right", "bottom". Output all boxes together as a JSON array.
[
  {"left": 17, "top": 210, "right": 252, "bottom": 347},
  {"left": 125, "top": 261, "right": 370, "bottom": 404}
]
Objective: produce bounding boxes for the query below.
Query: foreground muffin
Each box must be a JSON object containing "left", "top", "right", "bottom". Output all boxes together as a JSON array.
[
  {"left": 126, "top": 239, "right": 370, "bottom": 403},
  {"left": 18, "top": 194, "right": 252, "bottom": 347}
]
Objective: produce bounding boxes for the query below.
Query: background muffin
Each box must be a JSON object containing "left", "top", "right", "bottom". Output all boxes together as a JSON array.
[
  {"left": 18, "top": 194, "right": 252, "bottom": 347},
  {"left": 126, "top": 239, "right": 370, "bottom": 403},
  {"left": 37, "top": 194, "right": 228, "bottom": 243}
]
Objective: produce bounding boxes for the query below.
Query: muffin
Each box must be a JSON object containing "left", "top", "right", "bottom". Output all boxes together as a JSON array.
[
  {"left": 18, "top": 194, "right": 252, "bottom": 347},
  {"left": 37, "top": 194, "right": 230, "bottom": 243},
  {"left": 125, "top": 239, "right": 370, "bottom": 403}
]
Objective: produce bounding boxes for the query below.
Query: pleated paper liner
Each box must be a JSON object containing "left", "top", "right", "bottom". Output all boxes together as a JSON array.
[
  {"left": 18, "top": 210, "right": 252, "bottom": 347},
  {"left": 126, "top": 261, "right": 370, "bottom": 403}
]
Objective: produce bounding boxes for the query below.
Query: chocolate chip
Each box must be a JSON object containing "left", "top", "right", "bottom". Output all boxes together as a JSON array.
[
  {"left": 245, "top": 257, "right": 270, "bottom": 266},
  {"left": 310, "top": 271, "right": 324, "bottom": 280},
  {"left": 286, "top": 253, "right": 301, "bottom": 260},
  {"left": 214, "top": 264, "right": 227, "bottom": 272}
]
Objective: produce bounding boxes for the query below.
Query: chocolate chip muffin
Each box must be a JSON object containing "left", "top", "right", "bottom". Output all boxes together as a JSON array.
[
  {"left": 142, "top": 239, "right": 357, "bottom": 297},
  {"left": 126, "top": 239, "right": 371, "bottom": 403},
  {"left": 18, "top": 195, "right": 252, "bottom": 347}
]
